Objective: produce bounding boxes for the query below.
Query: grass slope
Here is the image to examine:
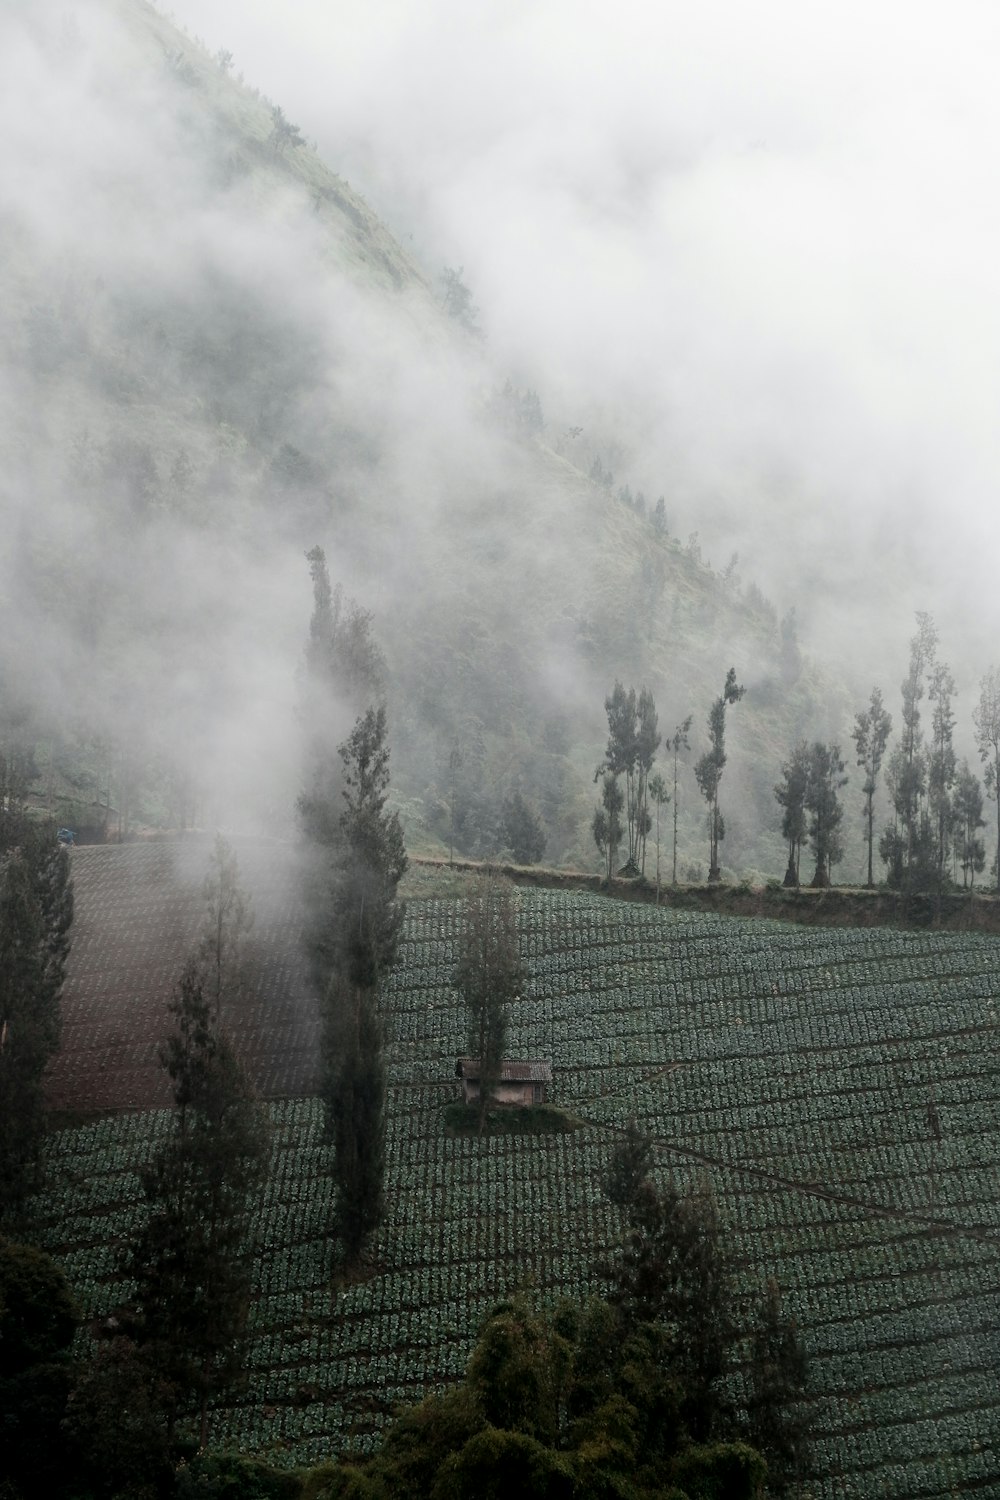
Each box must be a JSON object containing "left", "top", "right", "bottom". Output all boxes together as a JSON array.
[{"left": 28, "top": 889, "right": 1000, "bottom": 1496}]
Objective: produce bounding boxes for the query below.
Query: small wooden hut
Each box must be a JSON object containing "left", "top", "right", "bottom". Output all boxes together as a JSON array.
[{"left": 455, "top": 1057, "right": 552, "bottom": 1107}]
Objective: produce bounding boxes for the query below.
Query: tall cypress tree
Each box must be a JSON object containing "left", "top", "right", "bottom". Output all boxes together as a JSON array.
[
  {"left": 321, "top": 707, "right": 406, "bottom": 1267},
  {"left": 852, "top": 687, "right": 892, "bottom": 889},
  {"left": 694, "top": 669, "right": 745, "bottom": 882},
  {"left": 298, "top": 550, "right": 406, "bottom": 1270},
  {"left": 128, "top": 965, "right": 269, "bottom": 1446}
]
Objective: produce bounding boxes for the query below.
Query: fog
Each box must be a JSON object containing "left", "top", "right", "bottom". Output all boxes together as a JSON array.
[
  {"left": 161, "top": 0, "right": 1000, "bottom": 672},
  {"left": 2, "top": 0, "right": 997, "bottom": 876}
]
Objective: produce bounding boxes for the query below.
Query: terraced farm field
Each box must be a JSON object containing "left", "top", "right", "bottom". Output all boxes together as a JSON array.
[{"left": 31, "top": 889, "right": 1000, "bottom": 1497}]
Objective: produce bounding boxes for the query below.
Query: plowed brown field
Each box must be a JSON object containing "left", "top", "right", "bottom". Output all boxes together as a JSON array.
[{"left": 46, "top": 840, "right": 318, "bottom": 1114}]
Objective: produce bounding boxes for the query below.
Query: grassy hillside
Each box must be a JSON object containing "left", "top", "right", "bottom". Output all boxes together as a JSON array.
[{"left": 27, "top": 889, "right": 1000, "bottom": 1496}]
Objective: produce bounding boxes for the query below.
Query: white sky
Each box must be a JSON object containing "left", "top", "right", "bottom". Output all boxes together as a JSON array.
[{"left": 160, "top": 0, "right": 1000, "bottom": 679}]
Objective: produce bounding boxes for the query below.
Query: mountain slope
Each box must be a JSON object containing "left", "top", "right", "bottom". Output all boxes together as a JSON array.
[{"left": 1, "top": 0, "right": 856, "bottom": 877}]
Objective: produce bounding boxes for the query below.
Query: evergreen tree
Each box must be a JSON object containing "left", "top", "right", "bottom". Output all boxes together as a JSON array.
[
  {"left": 500, "top": 790, "right": 546, "bottom": 865},
  {"left": 325, "top": 972, "right": 387, "bottom": 1267},
  {"left": 454, "top": 871, "right": 523, "bottom": 1133},
  {"left": 774, "top": 743, "right": 810, "bottom": 887},
  {"left": 852, "top": 687, "right": 892, "bottom": 889},
  {"left": 635, "top": 687, "right": 660, "bottom": 876},
  {"left": 297, "top": 551, "right": 405, "bottom": 1270},
  {"left": 746, "top": 1278, "right": 810, "bottom": 1495},
  {"left": 694, "top": 669, "right": 745, "bottom": 882},
  {"left": 320, "top": 706, "right": 406, "bottom": 1267},
  {"left": 0, "top": 830, "right": 72, "bottom": 1216},
  {"left": 647, "top": 772, "right": 669, "bottom": 902},
  {"left": 613, "top": 1175, "right": 736, "bottom": 1442},
  {"left": 596, "top": 682, "right": 638, "bottom": 871},
  {"left": 887, "top": 612, "right": 937, "bottom": 884},
  {"left": 668, "top": 716, "right": 693, "bottom": 887},
  {"left": 927, "top": 660, "right": 957, "bottom": 883},
  {"left": 128, "top": 965, "right": 269, "bottom": 1446},
  {"left": 973, "top": 665, "right": 1000, "bottom": 893},
  {"left": 604, "top": 1117, "right": 654, "bottom": 1212},
  {"left": 592, "top": 772, "right": 623, "bottom": 881},
  {"left": 952, "top": 760, "right": 986, "bottom": 889},
  {"left": 804, "top": 743, "right": 848, "bottom": 888},
  {"left": 595, "top": 682, "right": 660, "bottom": 875},
  {"left": 331, "top": 705, "right": 408, "bottom": 992}
]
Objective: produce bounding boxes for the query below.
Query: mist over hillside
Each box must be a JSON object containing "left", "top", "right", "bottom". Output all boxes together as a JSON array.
[{"left": 1, "top": 0, "right": 991, "bottom": 881}]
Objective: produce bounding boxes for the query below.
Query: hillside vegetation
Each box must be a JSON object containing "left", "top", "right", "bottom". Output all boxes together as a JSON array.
[
  {"left": 2, "top": 0, "right": 860, "bottom": 882},
  {"left": 27, "top": 889, "right": 1000, "bottom": 1497}
]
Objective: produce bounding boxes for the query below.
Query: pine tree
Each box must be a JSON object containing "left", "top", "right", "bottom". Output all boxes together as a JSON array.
[
  {"left": 297, "top": 551, "right": 405, "bottom": 1272},
  {"left": 319, "top": 706, "right": 405, "bottom": 1268},
  {"left": 128, "top": 966, "right": 269, "bottom": 1446}
]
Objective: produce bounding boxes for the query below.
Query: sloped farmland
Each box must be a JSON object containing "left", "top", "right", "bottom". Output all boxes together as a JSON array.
[
  {"left": 46, "top": 840, "right": 318, "bottom": 1112},
  {"left": 32, "top": 886, "right": 1000, "bottom": 1496}
]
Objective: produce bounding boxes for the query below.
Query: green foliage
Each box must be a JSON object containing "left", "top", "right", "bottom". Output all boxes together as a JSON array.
[
  {"left": 63, "top": 1336, "right": 174, "bottom": 1500},
  {"left": 325, "top": 977, "right": 386, "bottom": 1266},
  {"left": 803, "top": 742, "right": 847, "bottom": 888},
  {"left": 128, "top": 966, "right": 270, "bottom": 1442},
  {"left": 175, "top": 1450, "right": 304, "bottom": 1499},
  {"left": 443, "top": 1100, "right": 581, "bottom": 1135},
  {"left": 611, "top": 1178, "right": 736, "bottom": 1442},
  {"left": 746, "top": 1279, "right": 809, "bottom": 1495},
  {"left": 670, "top": 1442, "right": 766, "bottom": 1499},
  {"left": 0, "top": 1237, "right": 77, "bottom": 1375},
  {"left": 0, "top": 1239, "right": 78, "bottom": 1499},
  {"left": 0, "top": 830, "right": 72, "bottom": 1213},
  {"left": 28, "top": 890, "right": 1000, "bottom": 1491},
  {"left": 298, "top": 552, "right": 404, "bottom": 1268},
  {"left": 500, "top": 790, "right": 546, "bottom": 865},
  {"left": 433, "top": 1427, "right": 574, "bottom": 1500},
  {"left": 774, "top": 743, "right": 809, "bottom": 886},
  {"left": 694, "top": 670, "right": 744, "bottom": 882},
  {"left": 333, "top": 705, "right": 408, "bottom": 992},
  {"left": 604, "top": 1118, "right": 654, "bottom": 1213},
  {"left": 851, "top": 687, "right": 892, "bottom": 889}
]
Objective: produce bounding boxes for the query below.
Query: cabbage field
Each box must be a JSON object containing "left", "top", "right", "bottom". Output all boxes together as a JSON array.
[{"left": 31, "top": 888, "right": 1000, "bottom": 1497}]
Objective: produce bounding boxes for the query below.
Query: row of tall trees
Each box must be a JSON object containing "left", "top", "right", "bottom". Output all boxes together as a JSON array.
[
  {"left": 586, "top": 622, "right": 1000, "bottom": 893},
  {"left": 298, "top": 546, "right": 407, "bottom": 1269},
  {"left": 594, "top": 672, "right": 743, "bottom": 888},
  {"left": 772, "top": 617, "right": 1000, "bottom": 892}
]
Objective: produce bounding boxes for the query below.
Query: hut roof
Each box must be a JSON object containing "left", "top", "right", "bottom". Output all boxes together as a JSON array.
[{"left": 455, "top": 1057, "right": 552, "bottom": 1083}]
